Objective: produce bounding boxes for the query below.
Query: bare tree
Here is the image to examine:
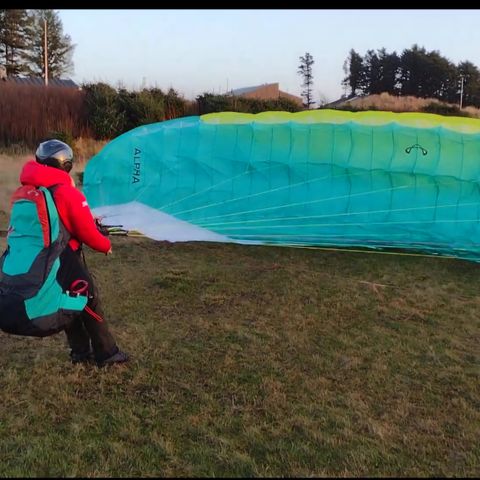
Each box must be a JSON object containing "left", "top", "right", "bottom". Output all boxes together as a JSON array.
[{"left": 298, "top": 52, "right": 315, "bottom": 109}]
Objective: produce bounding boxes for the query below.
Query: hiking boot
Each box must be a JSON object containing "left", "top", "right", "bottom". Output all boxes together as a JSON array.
[
  {"left": 96, "top": 349, "right": 129, "bottom": 368},
  {"left": 70, "top": 350, "right": 94, "bottom": 364}
]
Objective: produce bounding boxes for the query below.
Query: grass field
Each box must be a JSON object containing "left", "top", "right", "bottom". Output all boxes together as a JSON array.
[{"left": 0, "top": 155, "right": 479, "bottom": 476}]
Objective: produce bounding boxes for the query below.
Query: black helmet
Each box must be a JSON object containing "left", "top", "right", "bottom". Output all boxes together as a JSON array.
[{"left": 35, "top": 139, "right": 74, "bottom": 172}]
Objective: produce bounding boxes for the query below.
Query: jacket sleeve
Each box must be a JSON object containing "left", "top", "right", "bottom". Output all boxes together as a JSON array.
[{"left": 61, "top": 186, "right": 112, "bottom": 253}]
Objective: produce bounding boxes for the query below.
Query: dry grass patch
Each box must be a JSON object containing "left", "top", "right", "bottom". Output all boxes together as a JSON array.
[
  {"left": 346, "top": 92, "right": 480, "bottom": 117},
  {"left": 0, "top": 153, "right": 28, "bottom": 217},
  {"left": 73, "top": 137, "right": 108, "bottom": 167}
]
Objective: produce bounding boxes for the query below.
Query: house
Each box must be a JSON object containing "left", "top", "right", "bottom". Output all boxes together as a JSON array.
[
  {"left": 323, "top": 94, "right": 362, "bottom": 109},
  {"left": 230, "top": 82, "right": 303, "bottom": 106},
  {"left": 0, "top": 68, "right": 79, "bottom": 89}
]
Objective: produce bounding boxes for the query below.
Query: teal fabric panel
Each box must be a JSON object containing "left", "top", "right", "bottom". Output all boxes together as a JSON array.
[
  {"left": 3, "top": 201, "right": 43, "bottom": 275},
  {"left": 25, "top": 258, "right": 86, "bottom": 319}
]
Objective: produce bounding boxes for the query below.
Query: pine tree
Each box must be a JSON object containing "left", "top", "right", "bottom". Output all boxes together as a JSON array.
[
  {"left": 342, "top": 49, "right": 365, "bottom": 97},
  {"left": 26, "top": 9, "right": 75, "bottom": 79},
  {"left": 297, "top": 52, "right": 315, "bottom": 109},
  {"left": 0, "top": 9, "right": 33, "bottom": 75}
]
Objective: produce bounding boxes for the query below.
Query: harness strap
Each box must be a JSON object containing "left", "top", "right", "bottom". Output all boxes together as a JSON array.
[{"left": 69, "top": 279, "right": 104, "bottom": 323}]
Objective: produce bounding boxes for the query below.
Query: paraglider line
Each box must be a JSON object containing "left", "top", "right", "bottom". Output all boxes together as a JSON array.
[
  {"left": 212, "top": 217, "right": 480, "bottom": 231},
  {"left": 198, "top": 201, "right": 480, "bottom": 227},
  {"left": 170, "top": 169, "right": 387, "bottom": 217},
  {"left": 189, "top": 183, "right": 415, "bottom": 223}
]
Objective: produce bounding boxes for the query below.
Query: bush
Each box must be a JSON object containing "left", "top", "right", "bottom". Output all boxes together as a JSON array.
[
  {"left": 196, "top": 93, "right": 232, "bottom": 114},
  {"left": 331, "top": 104, "right": 378, "bottom": 112},
  {"left": 84, "top": 83, "right": 188, "bottom": 139},
  {"left": 46, "top": 130, "right": 74, "bottom": 146},
  {"left": 83, "top": 82, "right": 124, "bottom": 140},
  {"left": 117, "top": 88, "right": 165, "bottom": 132},
  {"left": 421, "top": 102, "right": 471, "bottom": 117},
  {"left": 0, "top": 83, "right": 90, "bottom": 148},
  {"left": 196, "top": 93, "right": 303, "bottom": 115}
]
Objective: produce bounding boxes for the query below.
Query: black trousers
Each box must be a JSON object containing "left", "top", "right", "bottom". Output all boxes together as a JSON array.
[{"left": 57, "top": 246, "right": 118, "bottom": 362}]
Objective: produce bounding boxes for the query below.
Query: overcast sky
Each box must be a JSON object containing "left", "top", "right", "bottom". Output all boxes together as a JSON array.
[{"left": 59, "top": 9, "right": 480, "bottom": 104}]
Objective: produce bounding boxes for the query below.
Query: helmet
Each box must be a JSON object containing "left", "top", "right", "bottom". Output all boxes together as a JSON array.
[{"left": 35, "top": 139, "right": 74, "bottom": 172}]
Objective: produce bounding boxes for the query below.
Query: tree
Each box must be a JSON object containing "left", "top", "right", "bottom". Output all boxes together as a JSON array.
[
  {"left": 298, "top": 52, "right": 315, "bottom": 109},
  {"left": 457, "top": 61, "right": 480, "bottom": 108},
  {"left": 424, "top": 50, "right": 457, "bottom": 102},
  {"left": 376, "top": 48, "right": 400, "bottom": 95},
  {"left": 0, "top": 9, "right": 33, "bottom": 75},
  {"left": 361, "top": 48, "right": 401, "bottom": 96},
  {"left": 26, "top": 9, "right": 75, "bottom": 78},
  {"left": 342, "top": 49, "right": 365, "bottom": 97},
  {"left": 83, "top": 82, "right": 122, "bottom": 139},
  {"left": 399, "top": 45, "right": 457, "bottom": 101},
  {"left": 363, "top": 49, "right": 382, "bottom": 95}
]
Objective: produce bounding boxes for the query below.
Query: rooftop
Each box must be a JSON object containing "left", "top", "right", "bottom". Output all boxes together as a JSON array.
[
  {"left": 231, "top": 83, "right": 278, "bottom": 96},
  {"left": 1, "top": 75, "right": 79, "bottom": 88}
]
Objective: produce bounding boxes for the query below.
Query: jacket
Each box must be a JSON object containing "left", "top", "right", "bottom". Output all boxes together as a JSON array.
[{"left": 19, "top": 160, "right": 111, "bottom": 254}]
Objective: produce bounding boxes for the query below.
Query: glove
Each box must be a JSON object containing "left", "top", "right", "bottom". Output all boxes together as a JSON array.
[{"left": 95, "top": 217, "right": 110, "bottom": 237}]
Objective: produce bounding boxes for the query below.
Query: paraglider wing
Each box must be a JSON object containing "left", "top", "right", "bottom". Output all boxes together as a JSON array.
[{"left": 83, "top": 110, "right": 480, "bottom": 261}]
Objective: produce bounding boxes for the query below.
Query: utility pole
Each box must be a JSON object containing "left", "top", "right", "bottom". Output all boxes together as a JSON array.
[
  {"left": 44, "top": 17, "right": 48, "bottom": 86},
  {"left": 459, "top": 75, "right": 464, "bottom": 109}
]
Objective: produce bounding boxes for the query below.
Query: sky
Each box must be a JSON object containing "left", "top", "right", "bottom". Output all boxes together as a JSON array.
[{"left": 58, "top": 9, "right": 480, "bottom": 105}]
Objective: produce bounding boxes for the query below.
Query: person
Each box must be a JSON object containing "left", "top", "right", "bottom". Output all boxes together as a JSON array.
[{"left": 0, "top": 139, "right": 129, "bottom": 367}]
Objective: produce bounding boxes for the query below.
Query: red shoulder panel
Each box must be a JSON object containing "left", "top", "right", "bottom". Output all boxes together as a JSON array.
[{"left": 11, "top": 185, "right": 50, "bottom": 247}]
